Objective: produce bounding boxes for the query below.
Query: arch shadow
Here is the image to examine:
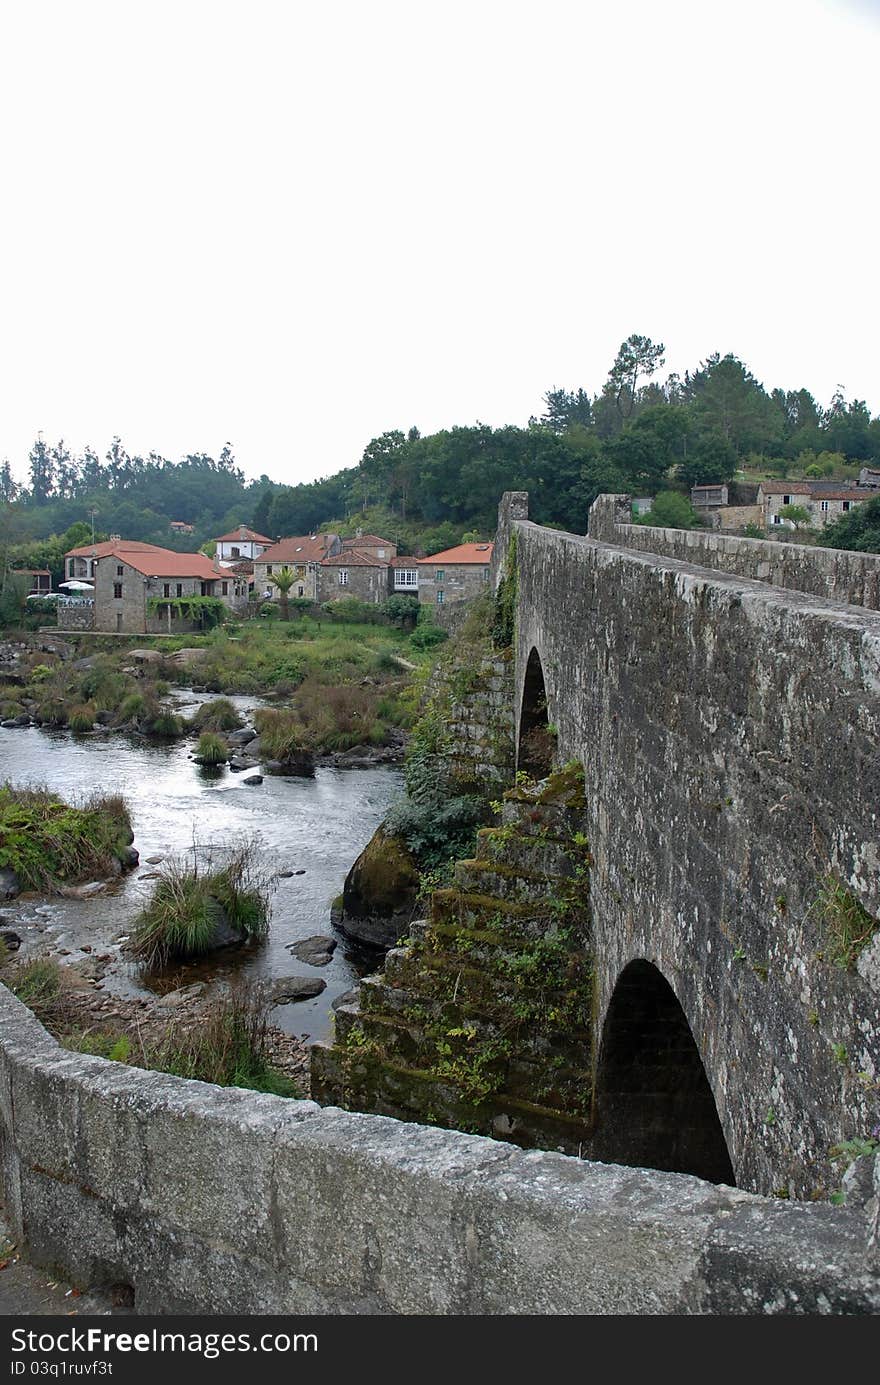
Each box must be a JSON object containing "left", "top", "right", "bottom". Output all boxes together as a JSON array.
[
  {"left": 518, "top": 647, "right": 554, "bottom": 778},
  {"left": 592, "top": 960, "right": 735, "bottom": 1185}
]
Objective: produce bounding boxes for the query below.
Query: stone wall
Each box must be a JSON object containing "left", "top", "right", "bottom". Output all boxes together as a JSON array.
[
  {"left": 500, "top": 493, "right": 880, "bottom": 1197},
  {"left": 1, "top": 985, "right": 878, "bottom": 1314},
  {"left": 589, "top": 493, "right": 880, "bottom": 609},
  {"left": 57, "top": 603, "right": 95, "bottom": 631}
]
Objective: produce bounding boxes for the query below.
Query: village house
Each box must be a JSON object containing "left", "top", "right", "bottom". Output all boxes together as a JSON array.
[
  {"left": 417, "top": 542, "right": 493, "bottom": 607},
  {"left": 169, "top": 520, "right": 195, "bottom": 535},
  {"left": 60, "top": 540, "right": 248, "bottom": 633},
  {"left": 341, "top": 531, "right": 398, "bottom": 562},
  {"left": 214, "top": 525, "right": 273, "bottom": 564},
  {"left": 758, "top": 481, "right": 874, "bottom": 530},
  {"left": 64, "top": 539, "right": 168, "bottom": 583},
  {"left": 253, "top": 533, "right": 342, "bottom": 602},
  {"left": 316, "top": 550, "right": 392, "bottom": 605},
  {"left": 12, "top": 568, "right": 52, "bottom": 595},
  {"left": 390, "top": 555, "right": 419, "bottom": 595}
]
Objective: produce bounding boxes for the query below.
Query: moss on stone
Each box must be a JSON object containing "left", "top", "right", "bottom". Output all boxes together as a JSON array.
[{"left": 344, "top": 826, "right": 420, "bottom": 917}]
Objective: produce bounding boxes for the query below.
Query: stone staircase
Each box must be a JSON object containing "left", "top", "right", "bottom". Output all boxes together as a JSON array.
[{"left": 311, "top": 764, "right": 596, "bottom": 1154}]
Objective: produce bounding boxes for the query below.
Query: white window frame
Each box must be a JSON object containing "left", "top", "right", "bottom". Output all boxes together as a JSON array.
[{"left": 338, "top": 570, "right": 349, "bottom": 586}]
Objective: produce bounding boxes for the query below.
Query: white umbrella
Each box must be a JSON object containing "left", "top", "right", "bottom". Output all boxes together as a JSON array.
[{"left": 59, "top": 580, "right": 94, "bottom": 591}]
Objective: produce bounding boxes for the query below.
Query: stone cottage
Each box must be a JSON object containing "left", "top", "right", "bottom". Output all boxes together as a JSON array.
[
  {"left": 215, "top": 525, "right": 273, "bottom": 564},
  {"left": 758, "top": 482, "right": 874, "bottom": 530},
  {"left": 253, "top": 534, "right": 342, "bottom": 602},
  {"left": 341, "top": 531, "right": 398, "bottom": 562},
  {"left": 417, "top": 542, "right": 493, "bottom": 608},
  {"left": 61, "top": 540, "right": 247, "bottom": 633},
  {"left": 316, "top": 551, "right": 392, "bottom": 605}
]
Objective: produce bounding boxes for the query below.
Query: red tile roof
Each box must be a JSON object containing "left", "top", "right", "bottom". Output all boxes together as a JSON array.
[
  {"left": 342, "top": 534, "right": 395, "bottom": 548},
  {"left": 216, "top": 526, "right": 273, "bottom": 544},
  {"left": 390, "top": 555, "right": 419, "bottom": 567},
  {"left": 65, "top": 539, "right": 168, "bottom": 559},
  {"left": 418, "top": 542, "right": 494, "bottom": 565},
  {"left": 258, "top": 535, "right": 337, "bottom": 564},
  {"left": 117, "top": 550, "right": 219, "bottom": 580}
]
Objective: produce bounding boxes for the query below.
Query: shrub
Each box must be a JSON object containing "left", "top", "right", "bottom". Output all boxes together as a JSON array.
[
  {"left": 191, "top": 698, "right": 243, "bottom": 732},
  {"left": 129, "top": 847, "right": 271, "bottom": 969},
  {"left": 196, "top": 731, "right": 228, "bottom": 764},
  {"left": 410, "top": 624, "right": 448, "bottom": 650},
  {"left": 68, "top": 702, "right": 97, "bottom": 733},
  {"left": 145, "top": 709, "right": 183, "bottom": 737},
  {"left": 150, "top": 981, "right": 296, "bottom": 1094},
  {"left": 11, "top": 956, "right": 62, "bottom": 1009},
  {"left": 253, "top": 708, "right": 305, "bottom": 761},
  {"left": 0, "top": 784, "right": 133, "bottom": 891},
  {"left": 34, "top": 696, "right": 69, "bottom": 727}
]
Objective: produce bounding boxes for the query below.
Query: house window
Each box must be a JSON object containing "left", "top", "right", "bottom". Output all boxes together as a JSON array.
[
  {"left": 435, "top": 569, "right": 445, "bottom": 582},
  {"left": 771, "top": 515, "right": 783, "bottom": 526},
  {"left": 339, "top": 570, "right": 349, "bottom": 586},
  {"left": 377, "top": 548, "right": 386, "bottom": 558},
  {"left": 176, "top": 583, "right": 183, "bottom": 597},
  {"left": 297, "top": 586, "right": 304, "bottom": 597},
  {"left": 437, "top": 589, "right": 444, "bottom": 604},
  {"left": 222, "top": 581, "right": 228, "bottom": 595},
  {"left": 395, "top": 568, "right": 418, "bottom": 588},
  {"left": 113, "top": 582, "right": 123, "bottom": 599},
  {"left": 820, "top": 500, "right": 829, "bottom": 513},
  {"left": 163, "top": 583, "right": 170, "bottom": 597},
  {"left": 116, "top": 565, "right": 124, "bottom": 577},
  {"left": 266, "top": 565, "right": 273, "bottom": 575},
  {"left": 481, "top": 568, "right": 489, "bottom": 582},
  {"left": 843, "top": 501, "right": 852, "bottom": 512},
  {"left": 231, "top": 547, "right": 240, "bottom": 558},
  {"left": 782, "top": 495, "right": 791, "bottom": 506}
]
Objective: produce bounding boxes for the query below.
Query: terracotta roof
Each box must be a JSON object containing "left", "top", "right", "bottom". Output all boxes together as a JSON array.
[
  {"left": 216, "top": 526, "right": 272, "bottom": 544},
  {"left": 759, "top": 483, "right": 812, "bottom": 496},
  {"left": 321, "top": 551, "right": 389, "bottom": 568},
  {"left": 257, "top": 535, "right": 337, "bottom": 564},
  {"left": 65, "top": 539, "right": 168, "bottom": 559},
  {"left": 418, "top": 542, "right": 494, "bottom": 565},
  {"left": 390, "top": 556, "right": 419, "bottom": 567},
  {"left": 810, "top": 490, "right": 874, "bottom": 502},
  {"left": 114, "top": 550, "right": 219, "bottom": 580}
]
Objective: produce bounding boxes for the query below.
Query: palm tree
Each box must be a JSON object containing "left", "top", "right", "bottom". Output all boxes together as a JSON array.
[{"left": 268, "top": 565, "right": 297, "bottom": 621}]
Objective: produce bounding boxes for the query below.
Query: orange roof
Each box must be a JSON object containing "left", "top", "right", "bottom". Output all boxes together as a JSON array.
[
  {"left": 216, "top": 526, "right": 272, "bottom": 543},
  {"left": 258, "top": 535, "right": 337, "bottom": 564},
  {"left": 65, "top": 539, "right": 168, "bottom": 559},
  {"left": 117, "top": 550, "right": 219, "bottom": 580},
  {"left": 418, "top": 542, "right": 494, "bottom": 565},
  {"left": 322, "top": 551, "right": 389, "bottom": 568}
]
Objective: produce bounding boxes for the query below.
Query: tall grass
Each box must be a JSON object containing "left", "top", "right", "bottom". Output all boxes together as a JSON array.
[
  {"left": 190, "top": 698, "right": 243, "bottom": 732},
  {"left": 0, "top": 784, "right": 133, "bottom": 891},
  {"left": 151, "top": 982, "right": 296, "bottom": 1093},
  {"left": 195, "top": 731, "right": 228, "bottom": 764},
  {"left": 253, "top": 708, "right": 305, "bottom": 761},
  {"left": 130, "top": 845, "right": 271, "bottom": 969}
]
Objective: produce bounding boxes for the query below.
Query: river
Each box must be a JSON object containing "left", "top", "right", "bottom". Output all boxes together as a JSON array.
[{"left": 0, "top": 693, "right": 403, "bottom": 1043}]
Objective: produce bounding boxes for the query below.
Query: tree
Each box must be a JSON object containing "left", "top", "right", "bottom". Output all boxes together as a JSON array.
[
  {"left": 268, "top": 565, "right": 297, "bottom": 620},
  {"left": 638, "top": 490, "right": 699, "bottom": 530},
  {"left": 778, "top": 504, "right": 812, "bottom": 531},
  {"left": 677, "top": 430, "right": 737, "bottom": 488},
  {"left": 538, "top": 387, "right": 593, "bottom": 433},
  {"left": 28, "top": 437, "right": 54, "bottom": 505},
  {"left": 817, "top": 495, "right": 880, "bottom": 553},
  {"left": 578, "top": 455, "right": 628, "bottom": 511},
  {"left": 607, "top": 335, "right": 666, "bottom": 419}
]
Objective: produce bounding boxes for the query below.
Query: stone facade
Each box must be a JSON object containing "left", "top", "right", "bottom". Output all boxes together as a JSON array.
[
  {"left": 316, "top": 556, "right": 391, "bottom": 605},
  {"left": 490, "top": 491, "right": 880, "bottom": 1197},
  {"left": 253, "top": 535, "right": 342, "bottom": 603}
]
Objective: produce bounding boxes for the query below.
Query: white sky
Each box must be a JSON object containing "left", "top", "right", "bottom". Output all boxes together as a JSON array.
[{"left": 0, "top": 0, "right": 878, "bottom": 487}]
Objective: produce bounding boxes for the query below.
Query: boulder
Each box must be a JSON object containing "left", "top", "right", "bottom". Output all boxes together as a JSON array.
[
  {"left": 338, "top": 826, "right": 420, "bottom": 949},
  {"left": 119, "top": 846, "right": 139, "bottom": 870},
  {"left": 0, "top": 869, "right": 21, "bottom": 900},
  {"left": 270, "top": 975, "right": 327, "bottom": 1004},
  {"left": 287, "top": 935, "right": 337, "bottom": 967},
  {"left": 128, "top": 649, "right": 163, "bottom": 664},
  {"left": 266, "top": 748, "right": 315, "bottom": 778},
  {"left": 0, "top": 930, "right": 22, "bottom": 952},
  {"left": 227, "top": 728, "right": 257, "bottom": 746},
  {"left": 242, "top": 775, "right": 263, "bottom": 786},
  {"left": 229, "top": 754, "right": 259, "bottom": 771}
]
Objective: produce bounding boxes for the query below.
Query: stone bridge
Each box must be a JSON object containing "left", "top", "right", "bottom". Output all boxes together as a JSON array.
[{"left": 494, "top": 490, "right": 880, "bottom": 1199}]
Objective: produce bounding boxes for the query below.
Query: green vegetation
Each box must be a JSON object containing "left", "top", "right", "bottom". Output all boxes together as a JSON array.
[
  {"left": 129, "top": 847, "right": 270, "bottom": 969},
  {"left": 9, "top": 956, "right": 63, "bottom": 1009},
  {"left": 636, "top": 490, "right": 700, "bottom": 529},
  {"left": 817, "top": 493, "right": 880, "bottom": 555},
  {"left": 0, "top": 784, "right": 132, "bottom": 891},
  {"left": 145, "top": 983, "right": 297, "bottom": 1095},
  {"left": 195, "top": 731, "right": 228, "bottom": 764},
  {"left": 815, "top": 874, "right": 878, "bottom": 970},
  {"left": 146, "top": 595, "right": 227, "bottom": 629},
  {"left": 190, "top": 698, "right": 243, "bottom": 732}
]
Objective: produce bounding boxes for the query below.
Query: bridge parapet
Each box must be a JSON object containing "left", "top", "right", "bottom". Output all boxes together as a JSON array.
[{"left": 589, "top": 492, "right": 880, "bottom": 610}]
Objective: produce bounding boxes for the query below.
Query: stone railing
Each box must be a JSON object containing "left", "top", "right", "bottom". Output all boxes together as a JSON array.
[
  {"left": 588, "top": 493, "right": 880, "bottom": 609},
  {"left": 1, "top": 984, "right": 877, "bottom": 1314}
]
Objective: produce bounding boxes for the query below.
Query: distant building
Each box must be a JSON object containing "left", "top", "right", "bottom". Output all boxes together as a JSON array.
[
  {"left": 12, "top": 568, "right": 52, "bottom": 594},
  {"left": 341, "top": 531, "right": 398, "bottom": 562},
  {"left": 215, "top": 525, "right": 273, "bottom": 564},
  {"left": 169, "top": 521, "right": 195, "bottom": 535},
  {"left": 64, "top": 540, "right": 168, "bottom": 583},
  {"left": 61, "top": 539, "right": 247, "bottom": 633},
  {"left": 253, "top": 534, "right": 342, "bottom": 601},
  {"left": 390, "top": 555, "right": 419, "bottom": 595},
  {"left": 858, "top": 468, "right": 880, "bottom": 490},
  {"left": 417, "top": 542, "right": 493, "bottom": 607},
  {"left": 316, "top": 551, "right": 392, "bottom": 605},
  {"left": 690, "top": 484, "right": 729, "bottom": 509},
  {"left": 758, "top": 482, "right": 873, "bottom": 530}
]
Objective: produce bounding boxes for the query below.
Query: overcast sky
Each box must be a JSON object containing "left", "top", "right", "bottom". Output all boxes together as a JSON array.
[{"left": 0, "top": 0, "right": 877, "bottom": 487}]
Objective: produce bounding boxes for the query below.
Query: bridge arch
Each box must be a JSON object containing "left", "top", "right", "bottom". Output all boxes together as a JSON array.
[
  {"left": 592, "top": 960, "right": 735, "bottom": 1185},
  {"left": 518, "top": 646, "right": 554, "bottom": 778}
]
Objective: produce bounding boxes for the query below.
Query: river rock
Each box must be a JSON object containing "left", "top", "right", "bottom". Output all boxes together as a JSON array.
[
  {"left": 0, "top": 716, "right": 30, "bottom": 728},
  {"left": 119, "top": 846, "right": 139, "bottom": 870},
  {"left": 266, "top": 748, "right": 315, "bottom": 778},
  {"left": 172, "top": 648, "right": 206, "bottom": 665},
  {"left": 337, "top": 825, "right": 420, "bottom": 950},
  {"left": 145, "top": 855, "right": 165, "bottom": 865},
  {"left": 128, "top": 649, "right": 163, "bottom": 664},
  {"left": 270, "top": 976, "right": 327, "bottom": 1004},
  {"left": 242, "top": 775, "right": 263, "bottom": 786},
  {"left": 332, "top": 986, "right": 360, "bottom": 1011},
  {"left": 0, "top": 870, "right": 21, "bottom": 900},
  {"left": 287, "top": 935, "right": 337, "bottom": 966},
  {"left": 227, "top": 728, "right": 257, "bottom": 746},
  {"left": 0, "top": 930, "right": 22, "bottom": 952},
  {"left": 229, "top": 754, "right": 259, "bottom": 771}
]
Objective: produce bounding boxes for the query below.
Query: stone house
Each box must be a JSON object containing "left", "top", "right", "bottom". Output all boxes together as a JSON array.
[
  {"left": 64, "top": 539, "right": 167, "bottom": 583},
  {"left": 215, "top": 525, "right": 273, "bottom": 564},
  {"left": 758, "top": 482, "right": 873, "bottom": 531},
  {"left": 341, "top": 531, "right": 398, "bottom": 562},
  {"left": 61, "top": 541, "right": 247, "bottom": 633},
  {"left": 417, "top": 542, "right": 493, "bottom": 608},
  {"left": 253, "top": 534, "right": 342, "bottom": 602},
  {"left": 13, "top": 568, "right": 52, "bottom": 594},
  {"left": 316, "top": 551, "right": 392, "bottom": 605},
  {"left": 390, "top": 555, "right": 420, "bottom": 596}
]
